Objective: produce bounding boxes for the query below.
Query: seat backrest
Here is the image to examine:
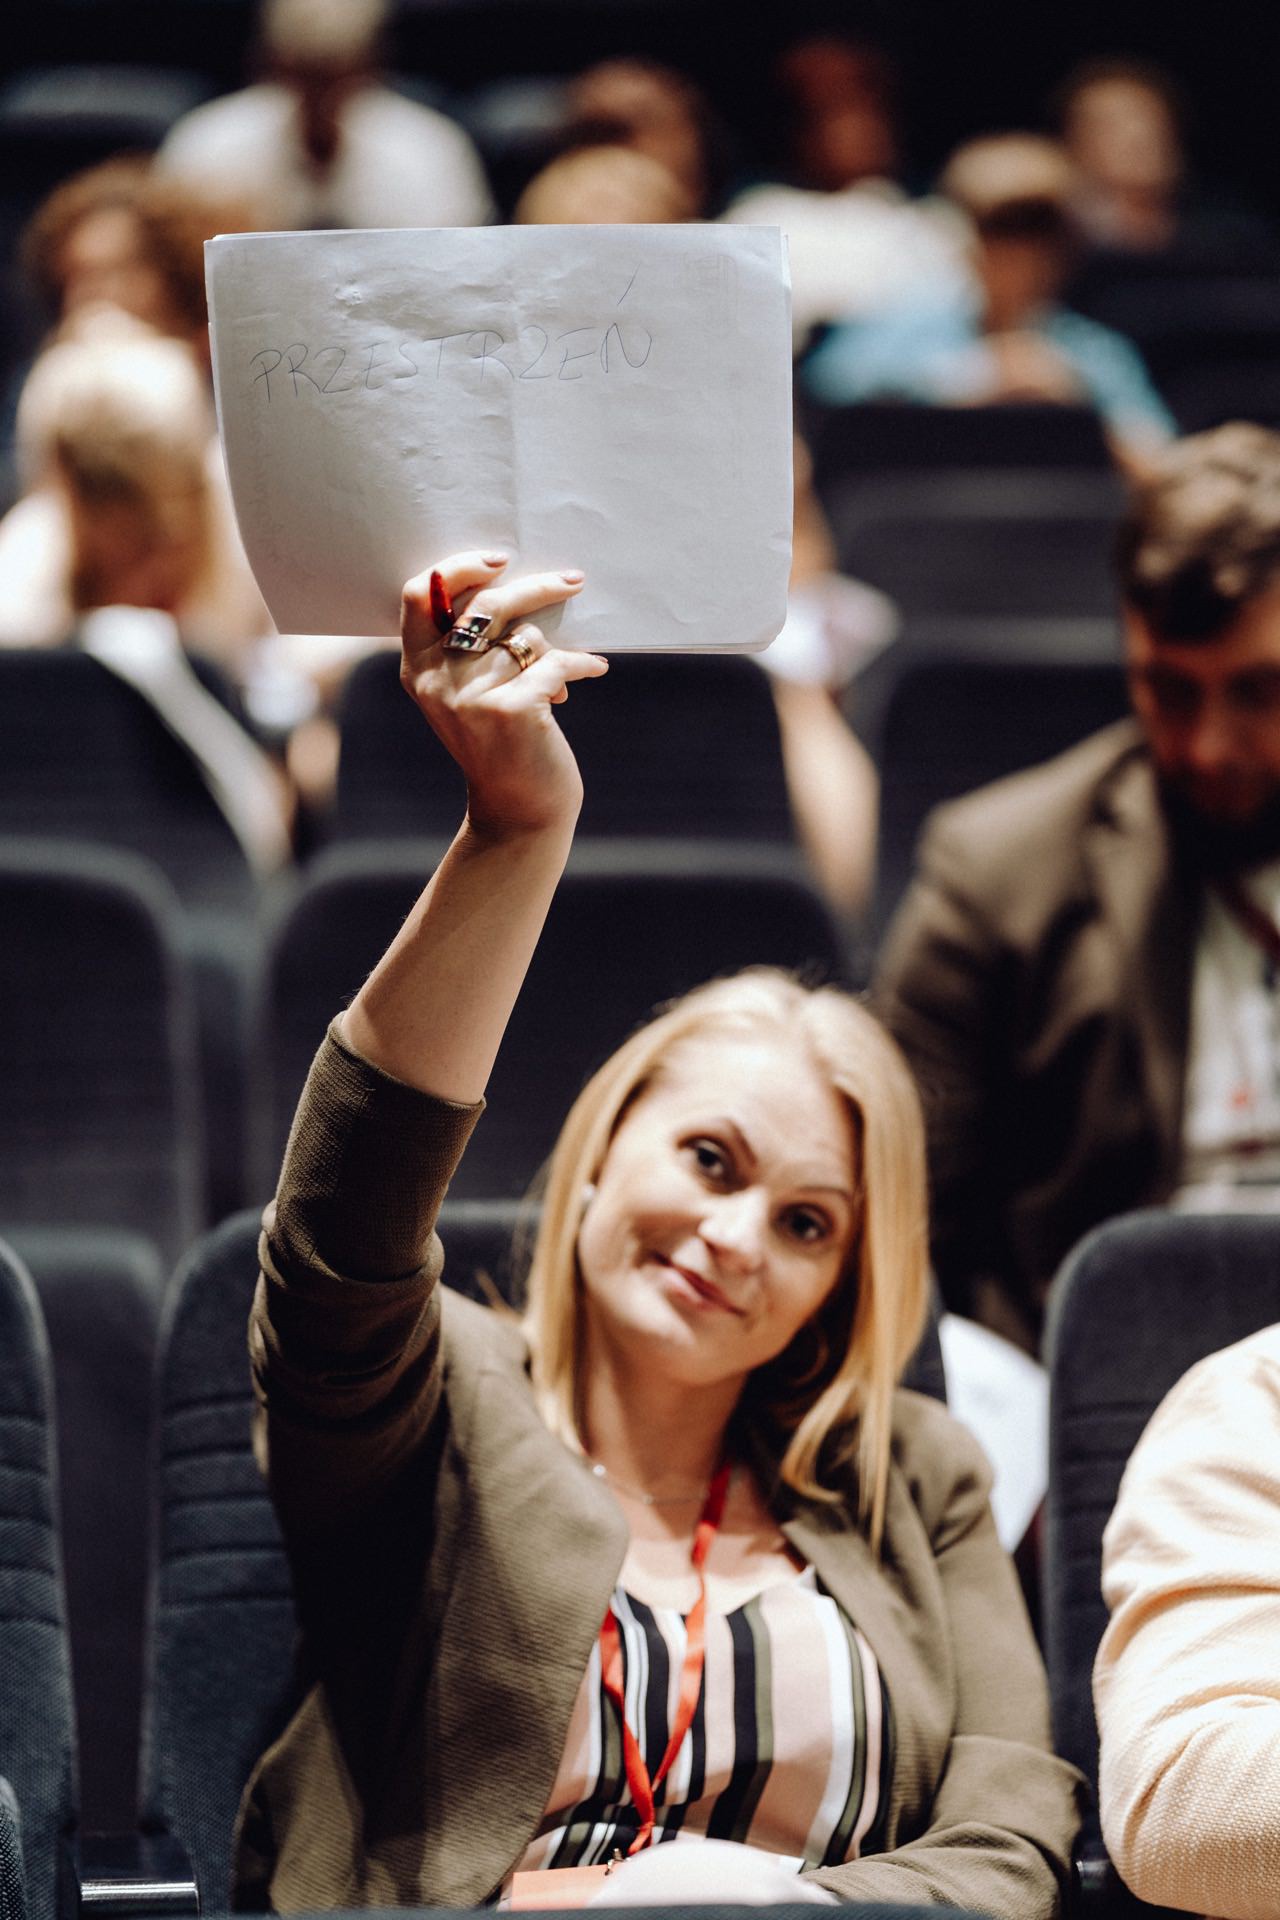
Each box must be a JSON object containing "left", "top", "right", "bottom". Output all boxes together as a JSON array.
[
  {"left": 254, "top": 841, "right": 848, "bottom": 1200},
  {"left": 334, "top": 651, "right": 795, "bottom": 848},
  {"left": 807, "top": 400, "right": 1111, "bottom": 490},
  {"left": 1043, "top": 1209, "right": 1280, "bottom": 1853},
  {"left": 4, "top": 1228, "right": 164, "bottom": 1835},
  {"left": 0, "top": 651, "right": 256, "bottom": 915},
  {"left": 872, "top": 655, "right": 1129, "bottom": 935},
  {"left": 826, "top": 470, "right": 1126, "bottom": 619},
  {"left": 0, "top": 842, "right": 205, "bottom": 1270},
  {"left": 140, "top": 1212, "right": 295, "bottom": 1914},
  {"left": 0, "top": 1239, "right": 75, "bottom": 1920}
]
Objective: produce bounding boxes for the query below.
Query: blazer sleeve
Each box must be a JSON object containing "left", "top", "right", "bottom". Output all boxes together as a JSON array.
[
  {"left": 1095, "top": 1333, "right": 1280, "bottom": 1920},
  {"left": 249, "top": 1020, "right": 484, "bottom": 1550},
  {"left": 807, "top": 1415, "right": 1083, "bottom": 1917}
]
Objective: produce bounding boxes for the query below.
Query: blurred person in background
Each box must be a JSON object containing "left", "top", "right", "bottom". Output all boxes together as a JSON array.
[
  {"left": 875, "top": 424, "right": 1280, "bottom": 1355},
  {"left": 803, "top": 133, "right": 1175, "bottom": 476},
  {"left": 774, "top": 36, "right": 902, "bottom": 194},
  {"left": 561, "top": 59, "right": 728, "bottom": 217},
  {"left": 763, "top": 435, "right": 896, "bottom": 921},
  {"left": 0, "top": 316, "right": 268, "bottom": 677},
  {"left": 1056, "top": 58, "right": 1277, "bottom": 276},
  {"left": 514, "top": 143, "right": 695, "bottom": 225},
  {"left": 723, "top": 35, "right": 961, "bottom": 352},
  {"left": 157, "top": 0, "right": 493, "bottom": 232},
  {"left": 22, "top": 156, "right": 225, "bottom": 368},
  {"left": 0, "top": 322, "right": 289, "bottom": 869}
]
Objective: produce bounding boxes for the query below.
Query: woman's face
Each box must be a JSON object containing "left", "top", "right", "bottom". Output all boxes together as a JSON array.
[
  {"left": 576, "top": 1030, "right": 859, "bottom": 1396},
  {"left": 58, "top": 208, "right": 177, "bottom": 334}
]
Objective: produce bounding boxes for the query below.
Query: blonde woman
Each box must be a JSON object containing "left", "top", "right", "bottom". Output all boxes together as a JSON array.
[{"left": 237, "top": 551, "right": 1080, "bottom": 1913}]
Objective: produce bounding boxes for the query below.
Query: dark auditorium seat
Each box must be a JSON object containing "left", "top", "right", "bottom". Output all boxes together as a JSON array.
[
  {"left": 0, "top": 651, "right": 257, "bottom": 917},
  {"left": 0, "top": 649, "right": 266, "bottom": 1217},
  {"left": 141, "top": 1212, "right": 294, "bottom": 1916},
  {"left": 252, "top": 839, "right": 848, "bottom": 1201},
  {"left": 805, "top": 400, "right": 1111, "bottom": 493},
  {"left": 1044, "top": 1210, "right": 1280, "bottom": 1909},
  {"left": 4, "top": 1227, "right": 164, "bottom": 1835},
  {"left": 0, "top": 843, "right": 204, "bottom": 1270},
  {"left": 871, "top": 655, "right": 1129, "bottom": 936},
  {"left": 334, "top": 649, "right": 797, "bottom": 849},
  {"left": 0, "top": 1238, "right": 75, "bottom": 1920},
  {"left": 825, "top": 470, "right": 1126, "bottom": 620}
]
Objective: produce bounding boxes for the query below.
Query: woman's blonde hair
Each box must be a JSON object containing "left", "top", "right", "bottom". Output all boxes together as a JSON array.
[{"left": 521, "top": 968, "right": 930, "bottom": 1550}]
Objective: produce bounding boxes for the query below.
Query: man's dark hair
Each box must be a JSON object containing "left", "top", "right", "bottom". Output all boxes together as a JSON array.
[{"left": 1117, "top": 423, "right": 1280, "bottom": 640}]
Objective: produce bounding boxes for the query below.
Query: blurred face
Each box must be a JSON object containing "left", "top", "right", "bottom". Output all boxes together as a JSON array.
[
  {"left": 576, "top": 1031, "right": 859, "bottom": 1396},
  {"left": 66, "top": 483, "right": 206, "bottom": 615},
  {"left": 976, "top": 231, "right": 1067, "bottom": 326},
  {"left": 58, "top": 208, "right": 176, "bottom": 333},
  {"left": 572, "top": 67, "right": 705, "bottom": 203},
  {"left": 1065, "top": 78, "right": 1181, "bottom": 196},
  {"left": 1127, "top": 584, "right": 1280, "bottom": 855}
]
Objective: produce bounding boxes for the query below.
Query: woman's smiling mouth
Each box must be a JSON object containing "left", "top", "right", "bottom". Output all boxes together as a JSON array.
[{"left": 654, "top": 1255, "right": 748, "bottom": 1316}]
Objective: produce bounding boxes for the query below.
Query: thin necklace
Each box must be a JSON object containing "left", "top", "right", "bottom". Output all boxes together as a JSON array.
[{"left": 589, "top": 1459, "right": 719, "bottom": 1508}]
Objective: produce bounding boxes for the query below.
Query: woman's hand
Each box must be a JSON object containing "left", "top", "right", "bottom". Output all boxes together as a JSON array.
[{"left": 401, "top": 551, "right": 608, "bottom": 839}]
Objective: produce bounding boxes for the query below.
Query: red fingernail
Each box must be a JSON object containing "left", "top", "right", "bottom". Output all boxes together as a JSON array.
[{"left": 428, "top": 569, "right": 454, "bottom": 635}]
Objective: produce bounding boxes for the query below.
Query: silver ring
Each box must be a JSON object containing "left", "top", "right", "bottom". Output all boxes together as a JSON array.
[{"left": 443, "top": 613, "right": 496, "bottom": 653}]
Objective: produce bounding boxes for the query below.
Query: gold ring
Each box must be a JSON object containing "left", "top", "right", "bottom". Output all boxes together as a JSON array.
[{"left": 497, "top": 633, "right": 536, "bottom": 672}]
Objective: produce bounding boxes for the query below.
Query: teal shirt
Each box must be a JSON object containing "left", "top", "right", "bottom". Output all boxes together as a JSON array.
[{"left": 804, "top": 286, "right": 1176, "bottom": 442}]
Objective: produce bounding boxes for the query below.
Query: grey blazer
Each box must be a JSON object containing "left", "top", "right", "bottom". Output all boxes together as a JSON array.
[{"left": 234, "top": 1027, "right": 1081, "bottom": 1913}]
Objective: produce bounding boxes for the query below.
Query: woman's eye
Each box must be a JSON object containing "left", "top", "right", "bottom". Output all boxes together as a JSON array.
[
  {"left": 784, "top": 1207, "right": 832, "bottom": 1245},
  {"left": 688, "top": 1138, "right": 729, "bottom": 1180}
]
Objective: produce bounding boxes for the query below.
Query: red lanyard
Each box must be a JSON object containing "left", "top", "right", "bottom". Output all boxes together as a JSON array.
[
  {"left": 1212, "top": 874, "right": 1280, "bottom": 986},
  {"left": 598, "top": 1460, "right": 731, "bottom": 1855}
]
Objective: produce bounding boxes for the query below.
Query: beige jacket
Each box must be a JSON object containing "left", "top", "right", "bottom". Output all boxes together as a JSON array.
[
  {"left": 235, "top": 1026, "right": 1082, "bottom": 1912},
  {"left": 1096, "top": 1323, "right": 1280, "bottom": 1920}
]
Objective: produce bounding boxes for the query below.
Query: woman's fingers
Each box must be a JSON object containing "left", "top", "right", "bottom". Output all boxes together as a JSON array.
[
  {"left": 402, "top": 552, "right": 508, "bottom": 648},
  {"left": 520, "top": 645, "right": 609, "bottom": 704},
  {"left": 460, "top": 568, "right": 586, "bottom": 633}
]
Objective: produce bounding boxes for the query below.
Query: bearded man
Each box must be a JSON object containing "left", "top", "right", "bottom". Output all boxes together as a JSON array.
[{"left": 876, "top": 423, "right": 1280, "bottom": 1351}]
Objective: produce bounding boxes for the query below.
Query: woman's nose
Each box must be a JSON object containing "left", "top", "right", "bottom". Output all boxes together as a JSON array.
[{"left": 699, "top": 1190, "right": 768, "bottom": 1272}]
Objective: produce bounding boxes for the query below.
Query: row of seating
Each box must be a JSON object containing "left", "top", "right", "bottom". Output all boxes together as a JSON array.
[
  {"left": 0, "top": 640, "right": 1130, "bottom": 1230},
  {"left": 1, "top": 626, "right": 1124, "bottom": 898},
  {"left": 0, "top": 1204, "right": 1267, "bottom": 1915}
]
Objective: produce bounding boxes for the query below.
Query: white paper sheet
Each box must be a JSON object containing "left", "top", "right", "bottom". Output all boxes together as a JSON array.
[{"left": 205, "top": 225, "right": 793, "bottom": 650}]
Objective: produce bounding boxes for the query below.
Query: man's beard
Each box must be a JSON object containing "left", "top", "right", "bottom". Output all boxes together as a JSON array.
[{"left": 1158, "top": 779, "right": 1280, "bottom": 875}]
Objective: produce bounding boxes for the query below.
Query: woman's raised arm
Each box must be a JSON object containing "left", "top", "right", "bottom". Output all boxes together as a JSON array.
[{"left": 341, "top": 550, "right": 607, "bottom": 1101}]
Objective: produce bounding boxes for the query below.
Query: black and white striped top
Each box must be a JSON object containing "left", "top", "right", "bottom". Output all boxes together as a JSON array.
[{"left": 510, "top": 1567, "right": 893, "bottom": 1879}]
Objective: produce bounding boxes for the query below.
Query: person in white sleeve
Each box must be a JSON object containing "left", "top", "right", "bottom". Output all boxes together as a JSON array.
[{"left": 1095, "top": 1323, "right": 1280, "bottom": 1920}]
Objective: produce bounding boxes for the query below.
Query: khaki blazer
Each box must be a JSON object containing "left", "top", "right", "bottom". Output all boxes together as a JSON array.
[
  {"left": 875, "top": 721, "right": 1197, "bottom": 1352},
  {"left": 235, "top": 1027, "right": 1081, "bottom": 1913}
]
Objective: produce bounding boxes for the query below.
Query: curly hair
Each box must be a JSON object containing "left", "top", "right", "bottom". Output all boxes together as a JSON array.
[
  {"left": 1117, "top": 423, "right": 1280, "bottom": 640},
  {"left": 22, "top": 157, "right": 231, "bottom": 336}
]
